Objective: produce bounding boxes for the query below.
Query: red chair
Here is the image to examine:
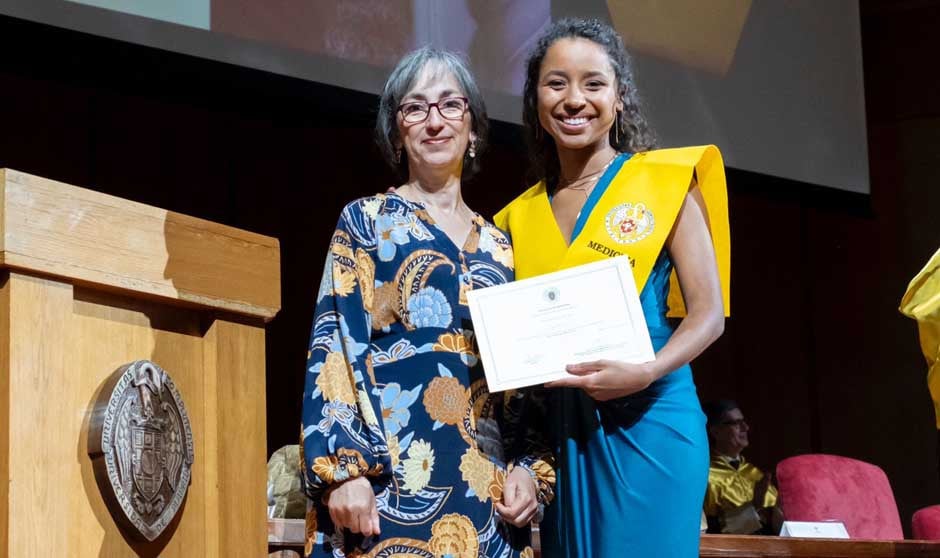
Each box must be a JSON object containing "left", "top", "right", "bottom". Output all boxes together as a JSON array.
[
  {"left": 913, "top": 505, "right": 940, "bottom": 540},
  {"left": 775, "top": 454, "right": 903, "bottom": 540}
]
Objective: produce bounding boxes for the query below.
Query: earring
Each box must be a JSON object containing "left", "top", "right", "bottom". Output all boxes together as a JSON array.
[
  {"left": 395, "top": 148, "right": 402, "bottom": 163},
  {"left": 468, "top": 140, "right": 476, "bottom": 159},
  {"left": 613, "top": 110, "right": 622, "bottom": 145}
]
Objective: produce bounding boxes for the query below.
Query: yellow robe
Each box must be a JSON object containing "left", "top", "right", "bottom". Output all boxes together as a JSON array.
[
  {"left": 495, "top": 145, "right": 730, "bottom": 317},
  {"left": 900, "top": 248, "right": 940, "bottom": 428},
  {"left": 703, "top": 454, "right": 778, "bottom": 531}
]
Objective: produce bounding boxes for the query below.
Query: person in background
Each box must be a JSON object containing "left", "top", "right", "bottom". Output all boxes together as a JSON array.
[
  {"left": 702, "top": 399, "right": 782, "bottom": 535},
  {"left": 900, "top": 247, "right": 940, "bottom": 476},
  {"left": 267, "top": 444, "right": 306, "bottom": 520}
]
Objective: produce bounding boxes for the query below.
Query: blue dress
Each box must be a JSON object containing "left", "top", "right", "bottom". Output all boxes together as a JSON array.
[
  {"left": 538, "top": 155, "right": 710, "bottom": 557},
  {"left": 300, "top": 193, "right": 553, "bottom": 558}
]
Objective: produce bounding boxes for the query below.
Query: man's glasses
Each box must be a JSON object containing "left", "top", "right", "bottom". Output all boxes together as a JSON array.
[
  {"left": 721, "top": 418, "right": 748, "bottom": 427},
  {"left": 398, "top": 97, "right": 469, "bottom": 124}
]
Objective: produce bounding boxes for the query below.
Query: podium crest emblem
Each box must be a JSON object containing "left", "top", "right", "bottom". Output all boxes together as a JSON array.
[{"left": 89, "top": 360, "right": 194, "bottom": 541}]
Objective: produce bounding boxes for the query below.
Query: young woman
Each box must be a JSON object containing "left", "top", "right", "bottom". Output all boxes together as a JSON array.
[{"left": 496, "top": 19, "right": 731, "bottom": 557}]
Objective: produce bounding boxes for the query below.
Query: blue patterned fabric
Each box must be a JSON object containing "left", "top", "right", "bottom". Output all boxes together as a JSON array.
[{"left": 300, "top": 193, "right": 553, "bottom": 558}]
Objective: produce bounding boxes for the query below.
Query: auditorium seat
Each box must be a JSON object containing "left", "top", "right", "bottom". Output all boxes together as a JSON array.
[
  {"left": 912, "top": 504, "right": 940, "bottom": 540},
  {"left": 776, "top": 454, "right": 903, "bottom": 540}
]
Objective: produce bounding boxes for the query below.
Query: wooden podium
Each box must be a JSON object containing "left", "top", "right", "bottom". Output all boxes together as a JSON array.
[{"left": 0, "top": 169, "right": 280, "bottom": 556}]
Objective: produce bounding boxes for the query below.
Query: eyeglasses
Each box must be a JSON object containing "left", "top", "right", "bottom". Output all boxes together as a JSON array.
[
  {"left": 398, "top": 97, "right": 469, "bottom": 123},
  {"left": 721, "top": 418, "right": 748, "bottom": 427}
]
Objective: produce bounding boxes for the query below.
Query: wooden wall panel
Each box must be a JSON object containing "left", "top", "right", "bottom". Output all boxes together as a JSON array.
[
  {"left": 205, "top": 318, "right": 268, "bottom": 557},
  {"left": 6, "top": 273, "right": 74, "bottom": 556},
  {"left": 0, "top": 274, "right": 9, "bottom": 555}
]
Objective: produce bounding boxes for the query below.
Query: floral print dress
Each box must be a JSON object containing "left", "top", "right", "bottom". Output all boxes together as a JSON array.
[{"left": 301, "top": 193, "right": 554, "bottom": 558}]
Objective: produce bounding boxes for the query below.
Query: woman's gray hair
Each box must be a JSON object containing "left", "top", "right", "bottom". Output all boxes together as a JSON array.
[{"left": 375, "top": 46, "right": 489, "bottom": 180}]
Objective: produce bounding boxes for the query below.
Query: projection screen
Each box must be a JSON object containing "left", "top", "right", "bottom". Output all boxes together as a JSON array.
[{"left": 0, "top": 0, "right": 869, "bottom": 193}]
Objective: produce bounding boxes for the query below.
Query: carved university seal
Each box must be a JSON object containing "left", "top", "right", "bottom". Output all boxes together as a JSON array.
[{"left": 89, "top": 360, "right": 194, "bottom": 541}]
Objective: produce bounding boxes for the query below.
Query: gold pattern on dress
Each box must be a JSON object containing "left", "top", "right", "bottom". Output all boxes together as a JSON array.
[
  {"left": 387, "top": 433, "right": 401, "bottom": 468},
  {"left": 458, "top": 259, "right": 471, "bottom": 306},
  {"left": 423, "top": 376, "right": 469, "bottom": 425},
  {"left": 329, "top": 230, "right": 358, "bottom": 297},
  {"left": 427, "top": 513, "right": 479, "bottom": 558},
  {"left": 432, "top": 332, "right": 478, "bottom": 362},
  {"left": 316, "top": 352, "right": 356, "bottom": 404},
  {"left": 332, "top": 262, "right": 358, "bottom": 297},
  {"left": 463, "top": 224, "right": 480, "bottom": 253},
  {"left": 359, "top": 389, "right": 380, "bottom": 427},
  {"left": 312, "top": 447, "right": 367, "bottom": 483},
  {"left": 519, "top": 459, "right": 556, "bottom": 505},
  {"left": 357, "top": 247, "right": 375, "bottom": 311},
  {"left": 330, "top": 229, "right": 355, "bottom": 259},
  {"left": 486, "top": 227, "right": 515, "bottom": 268},
  {"left": 459, "top": 447, "right": 503, "bottom": 503},
  {"left": 459, "top": 379, "right": 492, "bottom": 447},
  {"left": 372, "top": 282, "right": 402, "bottom": 330},
  {"left": 360, "top": 537, "right": 433, "bottom": 558},
  {"left": 365, "top": 353, "right": 377, "bottom": 386},
  {"left": 304, "top": 507, "right": 318, "bottom": 557},
  {"left": 414, "top": 208, "right": 435, "bottom": 224}
]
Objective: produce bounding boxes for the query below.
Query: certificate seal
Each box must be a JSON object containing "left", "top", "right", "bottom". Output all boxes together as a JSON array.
[
  {"left": 543, "top": 287, "right": 560, "bottom": 304},
  {"left": 89, "top": 360, "right": 194, "bottom": 541},
  {"left": 605, "top": 202, "right": 654, "bottom": 244}
]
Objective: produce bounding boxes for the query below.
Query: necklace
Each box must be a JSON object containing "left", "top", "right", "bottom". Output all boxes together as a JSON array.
[
  {"left": 558, "top": 153, "right": 618, "bottom": 196},
  {"left": 554, "top": 153, "right": 619, "bottom": 229}
]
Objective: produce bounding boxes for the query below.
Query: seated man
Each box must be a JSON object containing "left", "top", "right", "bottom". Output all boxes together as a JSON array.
[{"left": 702, "top": 399, "right": 782, "bottom": 534}]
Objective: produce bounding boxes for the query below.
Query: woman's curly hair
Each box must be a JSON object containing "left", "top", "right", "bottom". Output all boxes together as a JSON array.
[{"left": 522, "top": 18, "right": 657, "bottom": 188}]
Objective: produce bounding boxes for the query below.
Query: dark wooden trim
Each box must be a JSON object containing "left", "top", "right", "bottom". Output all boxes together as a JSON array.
[
  {"left": 266, "top": 521, "right": 940, "bottom": 557},
  {"left": 700, "top": 534, "right": 940, "bottom": 557}
]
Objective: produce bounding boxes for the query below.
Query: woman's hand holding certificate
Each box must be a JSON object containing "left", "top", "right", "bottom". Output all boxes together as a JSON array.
[
  {"left": 467, "top": 256, "right": 655, "bottom": 392},
  {"left": 546, "top": 359, "right": 655, "bottom": 400}
]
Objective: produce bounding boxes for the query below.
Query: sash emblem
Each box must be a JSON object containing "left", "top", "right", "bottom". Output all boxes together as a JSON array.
[{"left": 605, "top": 202, "right": 655, "bottom": 244}]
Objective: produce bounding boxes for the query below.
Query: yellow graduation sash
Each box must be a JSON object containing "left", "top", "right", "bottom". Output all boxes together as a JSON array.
[{"left": 495, "top": 145, "right": 730, "bottom": 317}]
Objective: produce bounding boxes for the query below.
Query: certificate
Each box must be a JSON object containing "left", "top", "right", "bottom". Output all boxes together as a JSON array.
[{"left": 466, "top": 256, "right": 655, "bottom": 392}]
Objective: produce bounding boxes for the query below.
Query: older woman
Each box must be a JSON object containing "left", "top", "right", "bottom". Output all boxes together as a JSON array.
[
  {"left": 496, "top": 19, "right": 731, "bottom": 557},
  {"left": 300, "top": 47, "right": 554, "bottom": 558}
]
